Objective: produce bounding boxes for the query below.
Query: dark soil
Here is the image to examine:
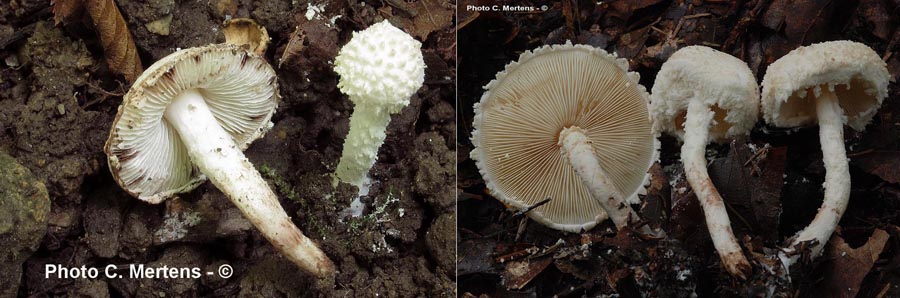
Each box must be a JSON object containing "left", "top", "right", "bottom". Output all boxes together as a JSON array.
[
  {"left": 1, "top": 0, "right": 456, "bottom": 297},
  {"left": 457, "top": 0, "right": 900, "bottom": 297}
]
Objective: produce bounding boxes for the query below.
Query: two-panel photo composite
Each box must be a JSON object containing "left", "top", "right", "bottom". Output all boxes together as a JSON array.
[{"left": 1, "top": 0, "right": 900, "bottom": 297}]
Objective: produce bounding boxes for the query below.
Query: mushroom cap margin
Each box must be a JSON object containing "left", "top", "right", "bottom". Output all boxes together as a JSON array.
[
  {"left": 650, "top": 46, "right": 760, "bottom": 142},
  {"left": 104, "top": 44, "right": 280, "bottom": 203},
  {"left": 761, "top": 40, "right": 889, "bottom": 131},
  {"left": 470, "top": 41, "right": 658, "bottom": 232}
]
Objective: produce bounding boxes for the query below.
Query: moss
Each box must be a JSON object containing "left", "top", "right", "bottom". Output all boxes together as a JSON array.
[{"left": 259, "top": 164, "right": 300, "bottom": 202}]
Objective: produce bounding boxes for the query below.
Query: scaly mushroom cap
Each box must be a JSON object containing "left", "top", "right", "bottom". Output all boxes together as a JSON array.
[
  {"left": 471, "top": 42, "right": 657, "bottom": 232},
  {"left": 650, "top": 46, "right": 759, "bottom": 141},
  {"left": 761, "top": 40, "right": 889, "bottom": 130},
  {"left": 333, "top": 20, "right": 425, "bottom": 113},
  {"left": 104, "top": 44, "right": 279, "bottom": 203}
]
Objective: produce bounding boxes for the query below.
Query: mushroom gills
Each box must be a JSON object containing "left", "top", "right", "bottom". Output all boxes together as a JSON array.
[
  {"left": 558, "top": 126, "right": 642, "bottom": 230},
  {"left": 163, "top": 89, "right": 334, "bottom": 278},
  {"left": 778, "top": 85, "right": 851, "bottom": 270},
  {"left": 681, "top": 99, "right": 751, "bottom": 278}
]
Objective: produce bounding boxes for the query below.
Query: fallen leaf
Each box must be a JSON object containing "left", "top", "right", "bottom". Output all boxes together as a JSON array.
[
  {"left": 501, "top": 257, "right": 553, "bottom": 289},
  {"left": 821, "top": 229, "right": 890, "bottom": 298},
  {"left": 615, "top": 26, "right": 651, "bottom": 59},
  {"left": 669, "top": 168, "right": 712, "bottom": 251},
  {"left": 84, "top": 0, "right": 143, "bottom": 82},
  {"left": 387, "top": 0, "right": 454, "bottom": 40},
  {"left": 640, "top": 163, "right": 670, "bottom": 227},
  {"left": 279, "top": 25, "right": 305, "bottom": 69},
  {"left": 854, "top": 0, "right": 893, "bottom": 40},
  {"left": 708, "top": 142, "right": 785, "bottom": 243},
  {"left": 458, "top": 238, "right": 498, "bottom": 276},
  {"left": 51, "top": 0, "right": 83, "bottom": 25},
  {"left": 606, "top": 0, "right": 666, "bottom": 22},
  {"left": 762, "top": 0, "right": 836, "bottom": 44},
  {"left": 852, "top": 151, "right": 900, "bottom": 184},
  {"left": 279, "top": 19, "right": 338, "bottom": 72}
]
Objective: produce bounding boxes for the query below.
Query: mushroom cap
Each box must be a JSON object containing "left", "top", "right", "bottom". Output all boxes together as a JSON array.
[
  {"left": 650, "top": 46, "right": 760, "bottom": 141},
  {"left": 104, "top": 44, "right": 279, "bottom": 203},
  {"left": 761, "top": 40, "right": 889, "bottom": 131},
  {"left": 222, "top": 18, "right": 270, "bottom": 56},
  {"left": 333, "top": 20, "right": 425, "bottom": 113},
  {"left": 470, "top": 42, "right": 658, "bottom": 232}
]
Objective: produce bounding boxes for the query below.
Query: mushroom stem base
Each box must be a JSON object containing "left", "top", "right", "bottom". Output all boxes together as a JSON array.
[
  {"left": 779, "top": 87, "right": 851, "bottom": 270},
  {"left": 682, "top": 100, "right": 751, "bottom": 279},
  {"left": 164, "top": 89, "right": 335, "bottom": 278},
  {"left": 558, "top": 126, "right": 641, "bottom": 230},
  {"left": 335, "top": 102, "right": 395, "bottom": 189}
]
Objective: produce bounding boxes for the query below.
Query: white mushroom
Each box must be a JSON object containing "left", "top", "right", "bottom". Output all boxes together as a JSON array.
[
  {"left": 650, "top": 46, "right": 759, "bottom": 278},
  {"left": 104, "top": 44, "right": 335, "bottom": 278},
  {"left": 761, "top": 41, "right": 889, "bottom": 271},
  {"left": 471, "top": 42, "right": 658, "bottom": 232},
  {"left": 332, "top": 20, "right": 425, "bottom": 192}
]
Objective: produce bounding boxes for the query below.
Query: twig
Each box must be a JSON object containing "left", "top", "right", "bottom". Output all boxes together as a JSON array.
[
  {"left": 724, "top": 200, "right": 753, "bottom": 233},
  {"left": 683, "top": 13, "right": 712, "bottom": 20},
  {"left": 513, "top": 197, "right": 551, "bottom": 218},
  {"left": 876, "top": 283, "right": 892, "bottom": 298},
  {"left": 743, "top": 144, "right": 769, "bottom": 167}
]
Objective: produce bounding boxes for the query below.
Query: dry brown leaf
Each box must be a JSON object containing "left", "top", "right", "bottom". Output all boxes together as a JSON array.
[
  {"left": 708, "top": 143, "right": 786, "bottom": 242},
  {"left": 852, "top": 151, "right": 900, "bottom": 184},
  {"left": 84, "top": 0, "right": 143, "bottom": 82},
  {"left": 387, "top": 0, "right": 454, "bottom": 40},
  {"left": 51, "top": 0, "right": 83, "bottom": 25},
  {"left": 279, "top": 26, "right": 306, "bottom": 69},
  {"left": 501, "top": 257, "right": 552, "bottom": 290},
  {"left": 821, "top": 229, "right": 890, "bottom": 298}
]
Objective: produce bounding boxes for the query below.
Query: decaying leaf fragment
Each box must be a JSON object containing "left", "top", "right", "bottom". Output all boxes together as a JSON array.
[
  {"left": 852, "top": 151, "right": 900, "bottom": 184},
  {"left": 821, "top": 229, "right": 890, "bottom": 298},
  {"left": 51, "top": 0, "right": 83, "bottom": 25},
  {"left": 83, "top": 0, "right": 143, "bottom": 82},
  {"left": 279, "top": 25, "right": 305, "bottom": 69},
  {"left": 222, "top": 18, "right": 270, "bottom": 56},
  {"left": 52, "top": 0, "right": 143, "bottom": 82},
  {"left": 384, "top": 0, "right": 453, "bottom": 40}
]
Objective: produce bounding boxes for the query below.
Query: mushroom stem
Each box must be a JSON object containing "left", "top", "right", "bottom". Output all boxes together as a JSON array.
[
  {"left": 779, "top": 87, "right": 850, "bottom": 270},
  {"left": 335, "top": 102, "right": 394, "bottom": 189},
  {"left": 164, "top": 89, "right": 335, "bottom": 278},
  {"left": 681, "top": 100, "right": 751, "bottom": 279},
  {"left": 558, "top": 126, "right": 641, "bottom": 230}
]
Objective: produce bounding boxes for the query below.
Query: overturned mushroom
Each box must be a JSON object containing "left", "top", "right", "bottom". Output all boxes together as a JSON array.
[
  {"left": 222, "top": 18, "right": 270, "bottom": 55},
  {"left": 332, "top": 20, "right": 425, "bottom": 193},
  {"left": 761, "top": 41, "right": 889, "bottom": 271},
  {"left": 650, "top": 46, "right": 758, "bottom": 278},
  {"left": 104, "top": 44, "right": 335, "bottom": 278},
  {"left": 471, "top": 42, "right": 657, "bottom": 232}
]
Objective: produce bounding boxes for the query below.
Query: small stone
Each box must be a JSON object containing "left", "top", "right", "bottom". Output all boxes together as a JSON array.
[{"left": 145, "top": 15, "right": 174, "bottom": 36}]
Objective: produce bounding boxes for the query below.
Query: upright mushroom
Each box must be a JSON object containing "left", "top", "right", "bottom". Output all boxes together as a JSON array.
[
  {"left": 104, "top": 44, "right": 335, "bottom": 278},
  {"left": 332, "top": 20, "right": 425, "bottom": 191},
  {"left": 761, "top": 41, "right": 889, "bottom": 270},
  {"left": 650, "top": 46, "right": 759, "bottom": 278},
  {"left": 471, "top": 42, "right": 657, "bottom": 232}
]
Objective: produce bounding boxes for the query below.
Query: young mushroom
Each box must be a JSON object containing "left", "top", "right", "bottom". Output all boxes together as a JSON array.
[
  {"left": 332, "top": 20, "right": 425, "bottom": 192},
  {"left": 104, "top": 44, "right": 335, "bottom": 278},
  {"left": 471, "top": 42, "right": 658, "bottom": 232},
  {"left": 650, "top": 46, "right": 758, "bottom": 278},
  {"left": 761, "top": 41, "right": 889, "bottom": 271}
]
